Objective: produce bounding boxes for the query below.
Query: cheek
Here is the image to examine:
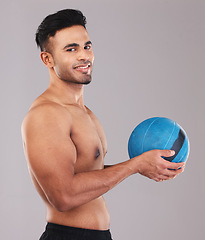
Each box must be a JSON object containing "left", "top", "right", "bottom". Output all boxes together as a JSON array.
[
  {"left": 89, "top": 52, "right": 94, "bottom": 63},
  {"left": 90, "top": 50, "right": 94, "bottom": 59},
  {"left": 53, "top": 60, "right": 74, "bottom": 79},
  {"left": 54, "top": 57, "right": 72, "bottom": 72}
]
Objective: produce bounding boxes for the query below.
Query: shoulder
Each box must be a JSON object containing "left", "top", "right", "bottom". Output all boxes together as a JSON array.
[
  {"left": 85, "top": 106, "right": 107, "bottom": 138},
  {"left": 85, "top": 106, "right": 104, "bottom": 130},
  {"left": 85, "top": 106, "right": 99, "bottom": 122},
  {"left": 21, "top": 101, "right": 72, "bottom": 139}
]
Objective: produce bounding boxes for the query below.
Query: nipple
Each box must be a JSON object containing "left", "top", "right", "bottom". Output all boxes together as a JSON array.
[{"left": 95, "top": 148, "right": 100, "bottom": 159}]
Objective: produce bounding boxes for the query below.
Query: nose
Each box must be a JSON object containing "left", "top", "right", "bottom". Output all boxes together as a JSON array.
[{"left": 77, "top": 48, "right": 90, "bottom": 61}]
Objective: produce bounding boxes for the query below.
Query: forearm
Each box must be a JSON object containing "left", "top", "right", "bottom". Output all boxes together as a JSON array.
[
  {"left": 44, "top": 150, "right": 185, "bottom": 212},
  {"left": 55, "top": 158, "right": 136, "bottom": 211},
  {"left": 61, "top": 150, "right": 185, "bottom": 211}
]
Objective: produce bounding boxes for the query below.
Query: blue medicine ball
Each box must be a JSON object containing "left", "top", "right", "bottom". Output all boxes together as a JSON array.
[{"left": 128, "top": 117, "right": 190, "bottom": 163}]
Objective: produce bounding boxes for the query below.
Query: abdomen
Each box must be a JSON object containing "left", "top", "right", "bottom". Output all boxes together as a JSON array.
[{"left": 46, "top": 196, "right": 110, "bottom": 230}]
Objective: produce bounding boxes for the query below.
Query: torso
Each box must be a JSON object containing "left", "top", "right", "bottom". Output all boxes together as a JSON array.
[{"left": 28, "top": 95, "right": 110, "bottom": 230}]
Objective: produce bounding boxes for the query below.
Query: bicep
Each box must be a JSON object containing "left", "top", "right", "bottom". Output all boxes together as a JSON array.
[{"left": 22, "top": 107, "right": 77, "bottom": 202}]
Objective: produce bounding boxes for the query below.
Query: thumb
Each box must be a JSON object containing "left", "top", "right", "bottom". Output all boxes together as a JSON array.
[{"left": 160, "top": 149, "right": 175, "bottom": 158}]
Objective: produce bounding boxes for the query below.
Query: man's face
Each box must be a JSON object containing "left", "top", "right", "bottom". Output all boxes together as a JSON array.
[{"left": 48, "top": 25, "right": 94, "bottom": 85}]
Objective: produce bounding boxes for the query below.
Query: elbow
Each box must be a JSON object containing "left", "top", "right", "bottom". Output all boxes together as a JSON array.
[
  {"left": 48, "top": 194, "right": 76, "bottom": 212},
  {"left": 54, "top": 201, "right": 71, "bottom": 212}
]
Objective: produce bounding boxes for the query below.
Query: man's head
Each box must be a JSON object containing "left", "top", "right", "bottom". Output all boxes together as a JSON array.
[
  {"left": 36, "top": 9, "right": 87, "bottom": 52},
  {"left": 36, "top": 9, "right": 94, "bottom": 85}
]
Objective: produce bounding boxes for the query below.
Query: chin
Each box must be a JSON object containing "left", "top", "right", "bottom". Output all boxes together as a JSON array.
[
  {"left": 61, "top": 75, "right": 92, "bottom": 85},
  {"left": 80, "top": 75, "right": 92, "bottom": 85},
  {"left": 74, "top": 80, "right": 91, "bottom": 85},
  {"left": 82, "top": 79, "right": 91, "bottom": 85}
]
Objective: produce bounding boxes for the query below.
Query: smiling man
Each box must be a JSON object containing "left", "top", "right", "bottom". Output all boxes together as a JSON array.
[{"left": 21, "top": 9, "right": 185, "bottom": 240}]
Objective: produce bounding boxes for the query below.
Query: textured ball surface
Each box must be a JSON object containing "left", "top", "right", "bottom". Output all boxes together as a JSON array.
[{"left": 128, "top": 117, "right": 190, "bottom": 163}]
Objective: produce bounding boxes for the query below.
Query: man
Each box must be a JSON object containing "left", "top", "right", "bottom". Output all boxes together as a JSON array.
[{"left": 21, "top": 9, "right": 185, "bottom": 240}]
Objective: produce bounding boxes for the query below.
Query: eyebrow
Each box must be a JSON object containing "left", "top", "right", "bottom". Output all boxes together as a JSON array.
[
  {"left": 85, "top": 41, "right": 92, "bottom": 45},
  {"left": 63, "top": 41, "right": 92, "bottom": 50}
]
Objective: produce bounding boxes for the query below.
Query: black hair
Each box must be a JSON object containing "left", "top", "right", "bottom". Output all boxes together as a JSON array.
[{"left": 35, "top": 9, "right": 87, "bottom": 51}]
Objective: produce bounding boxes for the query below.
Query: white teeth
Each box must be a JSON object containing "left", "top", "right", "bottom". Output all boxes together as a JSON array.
[
  {"left": 75, "top": 63, "right": 90, "bottom": 69},
  {"left": 80, "top": 65, "right": 88, "bottom": 68}
]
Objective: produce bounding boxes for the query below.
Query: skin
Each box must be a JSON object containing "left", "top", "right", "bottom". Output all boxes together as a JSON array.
[{"left": 21, "top": 25, "right": 185, "bottom": 231}]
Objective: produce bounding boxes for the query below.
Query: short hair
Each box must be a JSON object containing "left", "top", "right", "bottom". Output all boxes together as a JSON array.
[{"left": 35, "top": 9, "right": 87, "bottom": 51}]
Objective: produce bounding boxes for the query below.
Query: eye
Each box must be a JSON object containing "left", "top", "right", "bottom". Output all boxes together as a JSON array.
[
  {"left": 84, "top": 45, "right": 91, "bottom": 50},
  {"left": 66, "top": 48, "right": 76, "bottom": 52}
]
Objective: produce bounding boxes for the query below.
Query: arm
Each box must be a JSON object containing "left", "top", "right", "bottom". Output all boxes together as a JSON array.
[
  {"left": 104, "top": 165, "right": 112, "bottom": 168},
  {"left": 22, "top": 104, "right": 185, "bottom": 212}
]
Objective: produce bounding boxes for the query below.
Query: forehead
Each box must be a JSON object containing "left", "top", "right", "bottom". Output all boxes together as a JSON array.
[{"left": 49, "top": 25, "right": 90, "bottom": 49}]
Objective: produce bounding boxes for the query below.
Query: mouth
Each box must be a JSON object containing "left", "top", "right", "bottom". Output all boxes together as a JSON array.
[{"left": 73, "top": 63, "right": 91, "bottom": 73}]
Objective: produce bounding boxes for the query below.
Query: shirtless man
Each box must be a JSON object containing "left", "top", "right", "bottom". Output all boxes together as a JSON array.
[{"left": 21, "top": 9, "right": 185, "bottom": 240}]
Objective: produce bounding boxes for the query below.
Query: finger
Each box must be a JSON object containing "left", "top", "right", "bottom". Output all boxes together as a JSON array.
[
  {"left": 160, "top": 158, "right": 185, "bottom": 171},
  {"left": 162, "top": 166, "right": 185, "bottom": 179},
  {"left": 160, "top": 150, "right": 175, "bottom": 158},
  {"left": 160, "top": 174, "right": 175, "bottom": 181},
  {"left": 169, "top": 165, "right": 185, "bottom": 175},
  {"left": 155, "top": 176, "right": 171, "bottom": 182},
  {"left": 154, "top": 177, "right": 163, "bottom": 182},
  {"left": 159, "top": 165, "right": 185, "bottom": 178},
  {"left": 160, "top": 150, "right": 186, "bottom": 170},
  {"left": 166, "top": 161, "right": 185, "bottom": 170},
  {"left": 155, "top": 174, "right": 176, "bottom": 182}
]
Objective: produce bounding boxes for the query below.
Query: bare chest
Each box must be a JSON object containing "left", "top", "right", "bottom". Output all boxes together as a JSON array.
[{"left": 68, "top": 107, "right": 107, "bottom": 173}]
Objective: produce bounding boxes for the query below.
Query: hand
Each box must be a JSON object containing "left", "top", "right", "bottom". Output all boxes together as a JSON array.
[{"left": 135, "top": 150, "right": 185, "bottom": 182}]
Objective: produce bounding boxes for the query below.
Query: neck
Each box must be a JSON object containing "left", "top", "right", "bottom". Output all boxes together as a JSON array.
[{"left": 45, "top": 74, "right": 85, "bottom": 108}]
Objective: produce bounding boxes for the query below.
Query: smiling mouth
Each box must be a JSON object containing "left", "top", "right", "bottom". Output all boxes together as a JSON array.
[{"left": 73, "top": 63, "right": 91, "bottom": 73}]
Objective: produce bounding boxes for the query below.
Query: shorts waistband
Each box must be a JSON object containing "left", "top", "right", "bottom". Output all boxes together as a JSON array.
[{"left": 46, "top": 222, "right": 110, "bottom": 233}]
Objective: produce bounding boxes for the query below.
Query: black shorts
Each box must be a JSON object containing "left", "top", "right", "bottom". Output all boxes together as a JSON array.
[{"left": 39, "top": 222, "right": 113, "bottom": 240}]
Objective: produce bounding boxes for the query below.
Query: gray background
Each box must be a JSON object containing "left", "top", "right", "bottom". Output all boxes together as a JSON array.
[{"left": 0, "top": 0, "right": 204, "bottom": 239}]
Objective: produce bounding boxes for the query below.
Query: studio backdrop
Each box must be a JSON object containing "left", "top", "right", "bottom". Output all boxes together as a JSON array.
[{"left": 0, "top": 0, "right": 204, "bottom": 239}]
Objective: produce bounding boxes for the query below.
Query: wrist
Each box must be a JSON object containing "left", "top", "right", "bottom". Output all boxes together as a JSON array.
[{"left": 125, "top": 157, "right": 141, "bottom": 175}]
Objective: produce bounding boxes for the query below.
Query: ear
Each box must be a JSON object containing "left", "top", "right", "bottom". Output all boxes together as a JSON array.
[{"left": 40, "top": 51, "right": 54, "bottom": 68}]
